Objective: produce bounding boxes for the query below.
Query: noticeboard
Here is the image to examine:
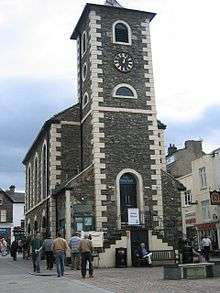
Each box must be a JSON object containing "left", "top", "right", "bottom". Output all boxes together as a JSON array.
[{"left": 128, "top": 208, "right": 140, "bottom": 225}]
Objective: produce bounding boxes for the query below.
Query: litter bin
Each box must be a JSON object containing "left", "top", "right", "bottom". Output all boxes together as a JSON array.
[{"left": 115, "top": 247, "right": 127, "bottom": 268}]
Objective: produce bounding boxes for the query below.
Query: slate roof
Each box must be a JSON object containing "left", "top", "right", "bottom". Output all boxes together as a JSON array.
[{"left": 6, "top": 191, "right": 25, "bottom": 203}]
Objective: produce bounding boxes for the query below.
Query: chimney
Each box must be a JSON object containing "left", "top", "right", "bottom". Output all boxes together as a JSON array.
[
  {"left": 168, "top": 144, "right": 177, "bottom": 156},
  {"left": 9, "top": 185, "right": 15, "bottom": 193}
]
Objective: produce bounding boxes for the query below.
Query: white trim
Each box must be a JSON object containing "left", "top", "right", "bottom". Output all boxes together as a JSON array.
[
  {"left": 112, "top": 83, "right": 137, "bottom": 99},
  {"left": 82, "top": 92, "right": 89, "bottom": 109},
  {"left": 115, "top": 169, "right": 144, "bottom": 229},
  {"left": 81, "top": 30, "right": 87, "bottom": 57},
  {"left": 113, "top": 20, "right": 132, "bottom": 45},
  {"left": 82, "top": 62, "right": 87, "bottom": 82}
]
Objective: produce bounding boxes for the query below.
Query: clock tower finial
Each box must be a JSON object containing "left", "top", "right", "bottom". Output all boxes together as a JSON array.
[{"left": 104, "top": 0, "right": 123, "bottom": 8}]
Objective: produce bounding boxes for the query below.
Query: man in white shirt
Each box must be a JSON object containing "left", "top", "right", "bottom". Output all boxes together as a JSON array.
[{"left": 201, "top": 235, "right": 212, "bottom": 261}]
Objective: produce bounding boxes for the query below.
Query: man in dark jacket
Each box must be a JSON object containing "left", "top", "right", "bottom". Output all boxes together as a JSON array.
[
  {"left": 42, "top": 233, "right": 54, "bottom": 270},
  {"left": 30, "top": 233, "right": 43, "bottom": 273},
  {"left": 10, "top": 240, "right": 18, "bottom": 261}
]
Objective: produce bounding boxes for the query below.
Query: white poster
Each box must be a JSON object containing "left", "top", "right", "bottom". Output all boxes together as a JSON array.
[{"left": 128, "top": 208, "right": 140, "bottom": 225}]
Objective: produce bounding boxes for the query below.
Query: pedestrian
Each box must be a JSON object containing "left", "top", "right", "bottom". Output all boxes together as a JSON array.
[
  {"left": 52, "top": 232, "right": 68, "bottom": 277},
  {"left": 79, "top": 234, "right": 94, "bottom": 278},
  {"left": 201, "top": 235, "right": 212, "bottom": 262},
  {"left": 1, "top": 238, "right": 7, "bottom": 256},
  {"left": 30, "top": 232, "right": 43, "bottom": 273},
  {"left": 10, "top": 240, "right": 18, "bottom": 261},
  {"left": 42, "top": 232, "right": 54, "bottom": 270},
  {"left": 69, "top": 232, "right": 81, "bottom": 270}
]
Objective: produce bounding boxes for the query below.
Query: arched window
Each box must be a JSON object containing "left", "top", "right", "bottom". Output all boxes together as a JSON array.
[
  {"left": 113, "top": 84, "right": 137, "bottom": 99},
  {"left": 41, "top": 143, "right": 47, "bottom": 200},
  {"left": 113, "top": 21, "right": 131, "bottom": 45},
  {"left": 82, "top": 92, "right": 89, "bottom": 108},
  {"left": 120, "top": 173, "right": 137, "bottom": 222},
  {"left": 81, "top": 31, "right": 87, "bottom": 56},
  {"left": 34, "top": 156, "right": 39, "bottom": 205}
]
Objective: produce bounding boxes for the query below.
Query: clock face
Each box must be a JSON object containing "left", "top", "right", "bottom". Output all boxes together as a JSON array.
[{"left": 114, "top": 52, "right": 133, "bottom": 73}]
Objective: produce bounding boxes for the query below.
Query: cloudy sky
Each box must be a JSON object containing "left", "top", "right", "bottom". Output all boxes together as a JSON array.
[{"left": 1, "top": 0, "right": 220, "bottom": 191}]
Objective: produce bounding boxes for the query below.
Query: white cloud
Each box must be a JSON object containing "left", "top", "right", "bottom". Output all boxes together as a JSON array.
[{"left": 0, "top": 0, "right": 220, "bottom": 124}]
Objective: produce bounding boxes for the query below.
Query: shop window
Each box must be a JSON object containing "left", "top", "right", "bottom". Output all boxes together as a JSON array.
[{"left": 75, "top": 216, "right": 93, "bottom": 232}]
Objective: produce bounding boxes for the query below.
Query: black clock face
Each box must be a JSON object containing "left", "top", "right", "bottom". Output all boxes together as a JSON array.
[{"left": 114, "top": 52, "right": 134, "bottom": 73}]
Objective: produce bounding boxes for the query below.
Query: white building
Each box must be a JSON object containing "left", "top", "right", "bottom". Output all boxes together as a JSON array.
[{"left": 179, "top": 148, "right": 220, "bottom": 251}]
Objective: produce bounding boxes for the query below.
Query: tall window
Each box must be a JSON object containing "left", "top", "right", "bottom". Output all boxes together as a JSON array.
[
  {"left": 41, "top": 144, "right": 47, "bottom": 199},
  {"left": 34, "top": 156, "right": 39, "bottom": 205},
  {"left": 0, "top": 210, "right": 7, "bottom": 222},
  {"left": 199, "top": 167, "right": 207, "bottom": 189},
  {"left": 81, "top": 31, "right": 87, "bottom": 56},
  {"left": 27, "top": 165, "right": 31, "bottom": 209},
  {"left": 184, "top": 190, "right": 192, "bottom": 206},
  {"left": 0, "top": 195, "right": 3, "bottom": 206},
  {"left": 113, "top": 21, "right": 131, "bottom": 44},
  {"left": 201, "top": 200, "right": 210, "bottom": 220},
  {"left": 120, "top": 173, "right": 137, "bottom": 222}
]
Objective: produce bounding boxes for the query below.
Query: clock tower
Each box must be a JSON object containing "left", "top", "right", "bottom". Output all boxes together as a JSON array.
[{"left": 71, "top": 2, "right": 168, "bottom": 247}]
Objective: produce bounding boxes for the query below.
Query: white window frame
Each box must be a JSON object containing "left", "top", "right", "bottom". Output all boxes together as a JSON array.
[
  {"left": 184, "top": 190, "right": 192, "bottom": 206},
  {"left": 82, "top": 62, "right": 87, "bottom": 82},
  {"left": 201, "top": 200, "right": 210, "bottom": 220},
  {"left": 0, "top": 209, "right": 7, "bottom": 222},
  {"left": 82, "top": 92, "right": 89, "bottom": 108},
  {"left": 113, "top": 20, "right": 132, "bottom": 46},
  {"left": 81, "top": 31, "right": 87, "bottom": 56},
  {"left": 199, "top": 167, "right": 207, "bottom": 189},
  {"left": 112, "top": 83, "right": 137, "bottom": 99}
]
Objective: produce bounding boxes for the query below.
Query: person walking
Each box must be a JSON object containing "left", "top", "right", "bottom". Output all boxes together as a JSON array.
[
  {"left": 1, "top": 238, "right": 7, "bottom": 256},
  {"left": 30, "top": 233, "right": 43, "bottom": 273},
  {"left": 10, "top": 240, "right": 18, "bottom": 261},
  {"left": 42, "top": 233, "right": 54, "bottom": 270},
  {"left": 201, "top": 235, "right": 212, "bottom": 262},
  {"left": 69, "top": 233, "right": 81, "bottom": 270},
  {"left": 79, "top": 234, "right": 94, "bottom": 278},
  {"left": 52, "top": 232, "right": 68, "bottom": 277}
]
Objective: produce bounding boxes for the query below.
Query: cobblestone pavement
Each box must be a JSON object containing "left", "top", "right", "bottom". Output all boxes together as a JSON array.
[{"left": 1, "top": 255, "right": 220, "bottom": 293}]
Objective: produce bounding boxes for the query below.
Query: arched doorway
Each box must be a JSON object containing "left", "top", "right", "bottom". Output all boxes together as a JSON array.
[{"left": 120, "top": 173, "right": 137, "bottom": 223}]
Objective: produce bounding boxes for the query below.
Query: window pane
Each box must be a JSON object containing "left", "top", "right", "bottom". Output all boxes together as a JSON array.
[
  {"left": 115, "top": 23, "right": 128, "bottom": 43},
  {"left": 116, "top": 87, "right": 134, "bottom": 97}
]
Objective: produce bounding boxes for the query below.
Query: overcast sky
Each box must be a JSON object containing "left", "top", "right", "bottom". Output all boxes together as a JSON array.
[{"left": 1, "top": 0, "right": 220, "bottom": 191}]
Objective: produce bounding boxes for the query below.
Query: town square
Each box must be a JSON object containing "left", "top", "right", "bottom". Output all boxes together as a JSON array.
[{"left": 1, "top": 0, "right": 220, "bottom": 292}]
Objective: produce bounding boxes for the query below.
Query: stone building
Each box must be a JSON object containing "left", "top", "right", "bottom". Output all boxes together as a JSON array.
[
  {"left": 0, "top": 185, "right": 25, "bottom": 243},
  {"left": 166, "top": 140, "right": 204, "bottom": 178},
  {"left": 23, "top": 2, "right": 185, "bottom": 266}
]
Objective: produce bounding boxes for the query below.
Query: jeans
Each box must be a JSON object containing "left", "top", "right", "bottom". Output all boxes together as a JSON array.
[
  {"left": 55, "top": 251, "right": 65, "bottom": 277},
  {"left": 71, "top": 252, "right": 80, "bottom": 270},
  {"left": 81, "top": 252, "right": 93, "bottom": 277},
  {"left": 32, "top": 251, "right": 41, "bottom": 272},
  {"left": 45, "top": 251, "right": 54, "bottom": 269}
]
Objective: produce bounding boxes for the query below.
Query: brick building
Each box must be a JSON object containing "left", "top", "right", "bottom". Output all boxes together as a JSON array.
[{"left": 23, "top": 2, "right": 185, "bottom": 266}]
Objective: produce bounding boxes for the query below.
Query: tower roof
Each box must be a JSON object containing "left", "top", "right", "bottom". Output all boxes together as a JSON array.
[{"left": 71, "top": 3, "right": 156, "bottom": 40}]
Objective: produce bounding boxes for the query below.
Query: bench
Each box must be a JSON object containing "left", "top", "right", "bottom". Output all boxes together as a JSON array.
[
  {"left": 151, "top": 250, "right": 177, "bottom": 265},
  {"left": 164, "top": 262, "right": 215, "bottom": 280}
]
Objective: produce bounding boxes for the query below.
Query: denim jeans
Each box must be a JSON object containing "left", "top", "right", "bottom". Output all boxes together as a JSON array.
[
  {"left": 32, "top": 251, "right": 41, "bottom": 273},
  {"left": 81, "top": 252, "right": 93, "bottom": 277},
  {"left": 55, "top": 251, "right": 65, "bottom": 277}
]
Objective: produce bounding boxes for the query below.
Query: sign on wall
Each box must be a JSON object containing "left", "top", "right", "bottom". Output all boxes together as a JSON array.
[
  {"left": 81, "top": 231, "right": 104, "bottom": 248},
  {"left": 128, "top": 208, "right": 140, "bottom": 225},
  {"left": 210, "top": 190, "right": 220, "bottom": 205}
]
